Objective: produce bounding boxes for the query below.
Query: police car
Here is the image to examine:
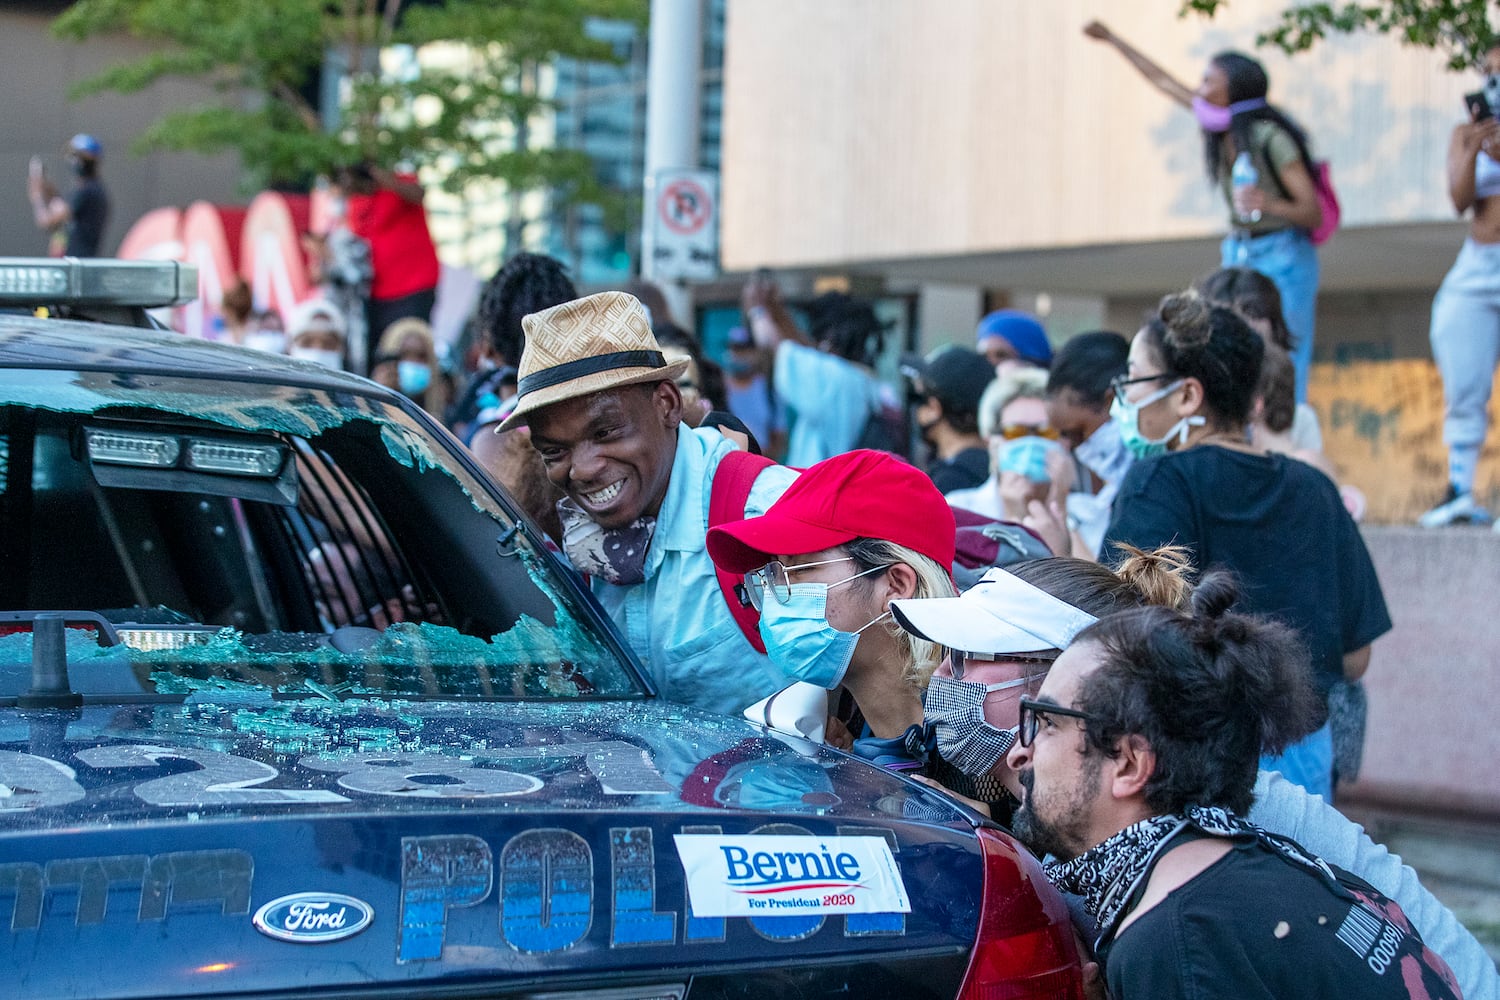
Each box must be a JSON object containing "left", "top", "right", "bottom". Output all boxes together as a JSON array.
[{"left": 0, "top": 258, "right": 1083, "bottom": 1000}]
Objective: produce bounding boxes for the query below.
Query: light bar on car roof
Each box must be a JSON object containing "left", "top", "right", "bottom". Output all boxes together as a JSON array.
[
  {"left": 185, "top": 439, "right": 285, "bottom": 477},
  {"left": 85, "top": 428, "right": 287, "bottom": 478},
  {"left": 0, "top": 257, "right": 198, "bottom": 307},
  {"left": 85, "top": 430, "right": 181, "bottom": 468}
]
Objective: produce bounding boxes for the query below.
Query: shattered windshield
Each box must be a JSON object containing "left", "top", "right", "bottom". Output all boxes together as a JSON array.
[{"left": 0, "top": 367, "right": 644, "bottom": 702}]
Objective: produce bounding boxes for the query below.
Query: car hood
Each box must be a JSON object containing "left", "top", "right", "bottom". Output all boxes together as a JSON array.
[
  {"left": 0, "top": 698, "right": 1065, "bottom": 999},
  {"left": 0, "top": 697, "right": 965, "bottom": 829}
]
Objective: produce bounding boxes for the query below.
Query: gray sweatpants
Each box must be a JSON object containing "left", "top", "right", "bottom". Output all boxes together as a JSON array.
[{"left": 1430, "top": 238, "right": 1500, "bottom": 493}]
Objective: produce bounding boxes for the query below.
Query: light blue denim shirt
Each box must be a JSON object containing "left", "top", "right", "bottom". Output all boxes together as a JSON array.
[
  {"left": 774, "top": 341, "right": 881, "bottom": 468},
  {"left": 592, "top": 426, "right": 798, "bottom": 716}
]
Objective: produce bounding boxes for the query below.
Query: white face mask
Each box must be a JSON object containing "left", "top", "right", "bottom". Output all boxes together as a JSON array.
[
  {"left": 1072, "top": 419, "right": 1132, "bottom": 485},
  {"left": 243, "top": 331, "right": 287, "bottom": 355},
  {"left": 290, "top": 347, "right": 344, "bottom": 369}
]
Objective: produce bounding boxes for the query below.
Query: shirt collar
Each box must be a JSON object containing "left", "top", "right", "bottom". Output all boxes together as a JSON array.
[{"left": 652, "top": 427, "right": 720, "bottom": 561}]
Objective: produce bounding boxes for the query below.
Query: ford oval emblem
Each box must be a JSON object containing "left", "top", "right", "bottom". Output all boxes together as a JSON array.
[{"left": 252, "top": 892, "right": 373, "bottom": 944}]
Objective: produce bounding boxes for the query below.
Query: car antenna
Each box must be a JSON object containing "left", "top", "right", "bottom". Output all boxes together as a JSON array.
[{"left": 18, "top": 615, "right": 84, "bottom": 710}]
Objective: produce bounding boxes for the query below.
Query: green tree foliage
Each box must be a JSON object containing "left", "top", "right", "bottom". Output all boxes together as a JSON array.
[
  {"left": 1180, "top": 1, "right": 1498, "bottom": 70},
  {"left": 53, "top": 0, "right": 647, "bottom": 209}
]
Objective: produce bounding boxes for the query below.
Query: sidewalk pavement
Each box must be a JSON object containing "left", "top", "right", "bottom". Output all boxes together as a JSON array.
[{"left": 1341, "top": 804, "right": 1500, "bottom": 966}]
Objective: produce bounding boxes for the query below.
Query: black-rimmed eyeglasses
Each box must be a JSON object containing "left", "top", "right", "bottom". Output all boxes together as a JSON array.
[
  {"left": 1017, "top": 696, "right": 1101, "bottom": 748},
  {"left": 1109, "top": 373, "right": 1168, "bottom": 399}
]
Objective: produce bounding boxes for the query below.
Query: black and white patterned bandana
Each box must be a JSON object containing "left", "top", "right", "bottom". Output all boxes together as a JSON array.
[
  {"left": 557, "top": 497, "right": 656, "bottom": 586},
  {"left": 1045, "top": 803, "right": 1337, "bottom": 946}
]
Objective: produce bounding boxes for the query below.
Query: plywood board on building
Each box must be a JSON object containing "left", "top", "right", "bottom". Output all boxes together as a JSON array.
[{"left": 1310, "top": 359, "right": 1500, "bottom": 524}]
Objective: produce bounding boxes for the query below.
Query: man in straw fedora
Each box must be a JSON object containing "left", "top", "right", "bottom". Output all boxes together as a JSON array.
[{"left": 500, "top": 291, "right": 798, "bottom": 714}]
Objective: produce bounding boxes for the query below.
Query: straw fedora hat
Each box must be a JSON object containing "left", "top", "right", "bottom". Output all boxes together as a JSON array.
[{"left": 497, "top": 291, "right": 689, "bottom": 431}]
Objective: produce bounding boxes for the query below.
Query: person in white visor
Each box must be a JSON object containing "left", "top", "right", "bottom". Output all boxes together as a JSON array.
[{"left": 889, "top": 549, "right": 1498, "bottom": 1000}]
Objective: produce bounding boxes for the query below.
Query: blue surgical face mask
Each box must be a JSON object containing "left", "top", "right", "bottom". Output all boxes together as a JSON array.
[
  {"left": 1110, "top": 379, "right": 1204, "bottom": 460},
  {"left": 397, "top": 360, "right": 432, "bottom": 397},
  {"left": 757, "top": 581, "right": 889, "bottom": 690},
  {"left": 995, "top": 435, "right": 1061, "bottom": 484}
]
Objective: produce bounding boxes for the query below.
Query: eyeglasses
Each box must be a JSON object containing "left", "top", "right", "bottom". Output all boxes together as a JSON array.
[
  {"left": 1109, "top": 373, "right": 1168, "bottom": 399},
  {"left": 743, "top": 558, "right": 889, "bottom": 612},
  {"left": 942, "top": 647, "right": 1057, "bottom": 681},
  {"left": 995, "top": 424, "right": 1061, "bottom": 441},
  {"left": 1017, "top": 696, "right": 1102, "bottom": 748}
]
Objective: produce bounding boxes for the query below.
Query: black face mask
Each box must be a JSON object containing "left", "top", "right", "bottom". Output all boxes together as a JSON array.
[{"left": 916, "top": 399, "right": 943, "bottom": 447}]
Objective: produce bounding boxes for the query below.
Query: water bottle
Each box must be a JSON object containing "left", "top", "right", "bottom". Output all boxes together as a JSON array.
[{"left": 1232, "top": 151, "right": 1262, "bottom": 224}]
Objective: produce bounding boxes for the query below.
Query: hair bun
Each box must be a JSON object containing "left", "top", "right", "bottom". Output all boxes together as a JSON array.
[
  {"left": 1158, "top": 291, "right": 1213, "bottom": 352},
  {"left": 1189, "top": 569, "right": 1240, "bottom": 620}
]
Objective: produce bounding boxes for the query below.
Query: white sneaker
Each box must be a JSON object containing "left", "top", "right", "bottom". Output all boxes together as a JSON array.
[{"left": 1418, "top": 487, "right": 1492, "bottom": 527}]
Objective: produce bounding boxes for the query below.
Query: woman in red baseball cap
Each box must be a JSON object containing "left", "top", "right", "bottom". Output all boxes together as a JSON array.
[{"left": 706, "top": 449, "right": 957, "bottom": 771}]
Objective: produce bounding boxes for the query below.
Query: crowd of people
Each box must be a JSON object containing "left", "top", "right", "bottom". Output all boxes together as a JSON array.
[{"left": 31, "top": 26, "right": 1500, "bottom": 999}]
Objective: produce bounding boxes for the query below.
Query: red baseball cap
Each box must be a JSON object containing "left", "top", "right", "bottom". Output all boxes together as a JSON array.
[{"left": 707, "top": 449, "right": 957, "bottom": 575}]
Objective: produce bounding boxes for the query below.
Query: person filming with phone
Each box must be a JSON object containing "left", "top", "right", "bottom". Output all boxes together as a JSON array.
[{"left": 1419, "top": 43, "right": 1500, "bottom": 528}]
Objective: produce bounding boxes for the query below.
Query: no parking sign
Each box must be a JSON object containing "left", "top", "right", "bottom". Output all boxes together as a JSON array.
[{"left": 646, "top": 169, "right": 719, "bottom": 281}]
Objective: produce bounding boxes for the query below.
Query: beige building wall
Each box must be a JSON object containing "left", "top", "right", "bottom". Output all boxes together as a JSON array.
[
  {"left": 721, "top": 0, "right": 1464, "bottom": 270},
  {"left": 0, "top": 6, "right": 242, "bottom": 258}
]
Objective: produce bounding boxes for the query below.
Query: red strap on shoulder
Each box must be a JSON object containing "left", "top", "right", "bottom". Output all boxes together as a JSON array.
[{"left": 709, "top": 450, "right": 777, "bottom": 654}]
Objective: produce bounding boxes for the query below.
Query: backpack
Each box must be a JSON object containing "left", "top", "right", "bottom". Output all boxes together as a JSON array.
[
  {"left": 708, "top": 449, "right": 778, "bottom": 653},
  {"left": 1262, "top": 139, "right": 1341, "bottom": 246},
  {"left": 950, "top": 506, "right": 1054, "bottom": 591}
]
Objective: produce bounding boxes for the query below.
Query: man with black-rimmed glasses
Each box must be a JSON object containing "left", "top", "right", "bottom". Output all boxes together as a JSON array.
[{"left": 1003, "top": 572, "right": 1461, "bottom": 1000}]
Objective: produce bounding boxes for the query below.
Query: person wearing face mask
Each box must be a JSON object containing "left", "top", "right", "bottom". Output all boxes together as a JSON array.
[
  {"left": 372, "top": 316, "right": 452, "bottom": 418},
  {"left": 1084, "top": 21, "right": 1326, "bottom": 403},
  {"left": 901, "top": 346, "right": 995, "bottom": 494},
  {"left": 242, "top": 310, "right": 288, "bottom": 355},
  {"left": 287, "top": 298, "right": 348, "bottom": 370},
  {"left": 706, "top": 449, "right": 957, "bottom": 771},
  {"left": 28, "top": 134, "right": 110, "bottom": 258},
  {"left": 1104, "top": 290, "right": 1390, "bottom": 801},
  {"left": 1419, "top": 44, "right": 1500, "bottom": 529},
  {"left": 891, "top": 548, "right": 1190, "bottom": 821},
  {"left": 946, "top": 367, "right": 1069, "bottom": 525},
  {"left": 722, "top": 326, "right": 786, "bottom": 460},
  {"left": 892, "top": 551, "right": 1497, "bottom": 1000},
  {"left": 1043, "top": 331, "right": 1131, "bottom": 558},
  {"left": 502, "top": 291, "right": 799, "bottom": 716}
]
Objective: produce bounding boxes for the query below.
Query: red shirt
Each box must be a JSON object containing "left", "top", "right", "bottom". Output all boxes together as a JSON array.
[{"left": 345, "top": 173, "right": 440, "bottom": 301}]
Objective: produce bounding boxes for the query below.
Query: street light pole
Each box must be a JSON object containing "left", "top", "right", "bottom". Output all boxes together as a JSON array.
[{"left": 640, "top": 0, "right": 702, "bottom": 326}]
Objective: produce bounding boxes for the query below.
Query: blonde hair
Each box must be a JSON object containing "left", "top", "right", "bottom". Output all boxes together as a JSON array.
[
  {"left": 844, "top": 537, "right": 956, "bottom": 687},
  {"left": 978, "top": 366, "right": 1049, "bottom": 438},
  {"left": 376, "top": 317, "right": 436, "bottom": 361}
]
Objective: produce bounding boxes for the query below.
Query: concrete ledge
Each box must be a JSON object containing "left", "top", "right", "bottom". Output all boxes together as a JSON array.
[{"left": 1341, "top": 526, "right": 1500, "bottom": 820}]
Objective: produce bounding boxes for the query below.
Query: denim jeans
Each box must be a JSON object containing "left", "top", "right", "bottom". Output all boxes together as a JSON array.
[
  {"left": 1429, "top": 238, "right": 1500, "bottom": 494},
  {"left": 1221, "top": 228, "right": 1320, "bottom": 403},
  {"left": 1260, "top": 721, "right": 1334, "bottom": 802}
]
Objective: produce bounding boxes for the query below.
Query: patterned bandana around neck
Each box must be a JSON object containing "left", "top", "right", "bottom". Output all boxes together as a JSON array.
[
  {"left": 556, "top": 497, "right": 656, "bottom": 585},
  {"left": 1045, "top": 803, "right": 1337, "bottom": 947}
]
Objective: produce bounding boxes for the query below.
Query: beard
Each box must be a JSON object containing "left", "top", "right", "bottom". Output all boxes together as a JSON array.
[{"left": 1010, "top": 761, "right": 1101, "bottom": 862}]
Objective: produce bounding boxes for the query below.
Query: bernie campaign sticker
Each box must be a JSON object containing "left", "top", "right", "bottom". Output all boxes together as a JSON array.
[{"left": 673, "top": 834, "right": 910, "bottom": 917}]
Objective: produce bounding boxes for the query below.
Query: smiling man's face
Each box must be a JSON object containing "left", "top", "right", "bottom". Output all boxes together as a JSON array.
[{"left": 527, "top": 382, "right": 682, "bottom": 529}]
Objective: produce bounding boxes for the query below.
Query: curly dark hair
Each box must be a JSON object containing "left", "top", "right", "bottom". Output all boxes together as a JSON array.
[
  {"left": 1139, "top": 291, "right": 1264, "bottom": 430},
  {"left": 806, "top": 292, "right": 886, "bottom": 367},
  {"left": 476, "top": 253, "right": 577, "bottom": 365},
  {"left": 1069, "top": 570, "right": 1320, "bottom": 815}
]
